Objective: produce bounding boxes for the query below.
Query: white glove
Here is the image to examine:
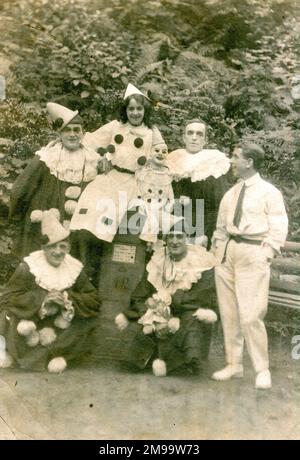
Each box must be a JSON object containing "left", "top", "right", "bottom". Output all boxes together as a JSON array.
[
  {"left": 39, "top": 327, "right": 57, "bottom": 346},
  {"left": 143, "top": 325, "right": 154, "bottom": 335},
  {"left": 168, "top": 317, "right": 180, "bottom": 333},
  {"left": 115, "top": 313, "right": 129, "bottom": 331},
  {"left": 193, "top": 308, "right": 217, "bottom": 323},
  {"left": 26, "top": 331, "right": 40, "bottom": 347}
]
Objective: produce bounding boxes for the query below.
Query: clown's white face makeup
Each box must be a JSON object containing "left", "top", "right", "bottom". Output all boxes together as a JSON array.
[
  {"left": 166, "top": 232, "right": 187, "bottom": 261},
  {"left": 43, "top": 240, "right": 70, "bottom": 267},
  {"left": 183, "top": 122, "right": 206, "bottom": 154},
  {"left": 149, "top": 143, "right": 168, "bottom": 169},
  {"left": 60, "top": 123, "right": 84, "bottom": 151}
]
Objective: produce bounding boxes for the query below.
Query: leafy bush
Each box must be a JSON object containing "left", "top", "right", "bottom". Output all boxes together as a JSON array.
[{"left": 0, "top": 0, "right": 299, "bottom": 262}]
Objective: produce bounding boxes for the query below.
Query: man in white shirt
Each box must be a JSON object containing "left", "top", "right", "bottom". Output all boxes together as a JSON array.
[{"left": 211, "top": 143, "right": 288, "bottom": 389}]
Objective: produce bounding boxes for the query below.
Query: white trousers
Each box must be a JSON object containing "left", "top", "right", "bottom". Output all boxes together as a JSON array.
[{"left": 215, "top": 240, "right": 270, "bottom": 373}]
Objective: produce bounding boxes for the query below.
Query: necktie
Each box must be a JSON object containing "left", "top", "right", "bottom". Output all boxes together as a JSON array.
[{"left": 233, "top": 182, "right": 246, "bottom": 228}]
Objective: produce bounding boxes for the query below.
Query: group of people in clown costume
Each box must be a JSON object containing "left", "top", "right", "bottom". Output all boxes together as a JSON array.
[{"left": 0, "top": 83, "right": 288, "bottom": 390}]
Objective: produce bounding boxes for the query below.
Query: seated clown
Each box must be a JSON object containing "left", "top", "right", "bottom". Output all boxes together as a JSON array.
[
  {"left": 115, "top": 218, "right": 218, "bottom": 376},
  {"left": 0, "top": 209, "right": 100, "bottom": 373}
]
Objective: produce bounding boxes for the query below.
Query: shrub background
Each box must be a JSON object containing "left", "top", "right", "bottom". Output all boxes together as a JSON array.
[{"left": 0, "top": 0, "right": 299, "bottom": 283}]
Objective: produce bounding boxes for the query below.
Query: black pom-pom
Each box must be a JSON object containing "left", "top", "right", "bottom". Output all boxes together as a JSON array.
[
  {"left": 97, "top": 147, "right": 107, "bottom": 156},
  {"left": 134, "top": 138, "right": 144, "bottom": 148},
  {"left": 52, "top": 117, "right": 64, "bottom": 130},
  {"left": 147, "top": 198, "right": 152, "bottom": 203},
  {"left": 40, "top": 235, "right": 50, "bottom": 246},
  {"left": 107, "top": 144, "right": 116, "bottom": 154},
  {"left": 114, "top": 134, "right": 124, "bottom": 144},
  {"left": 137, "top": 156, "right": 147, "bottom": 166},
  {"left": 159, "top": 189, "right": 163, "bottom": 194}
]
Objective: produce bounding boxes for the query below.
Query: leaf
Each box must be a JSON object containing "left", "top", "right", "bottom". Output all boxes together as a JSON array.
[
  {"left": 135, "top": 61, "right": 163, "bottom": 82},
  {"left": 69, "top": 71, "right": 83, "bottom": 79},
  {"left": 95, "top": 86, "right": 105, "bottom": 94},
  {"left": 80, "top": 79, "right": 91, "bottom": 86},
  {"left": 80, "top": 91, "right": 90, "bottom": 98},
  {"left": 73, "top": 80, "right": 80, "bottom": 86}
]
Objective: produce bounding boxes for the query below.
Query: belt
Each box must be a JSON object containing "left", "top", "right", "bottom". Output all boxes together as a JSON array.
[
  {"left": 113, "top": 164, "right": 135, "bottom": 175},
  {"left": 229, "top": 235, "right": 262, "bottom": 245},
  {"left": 222, "top": 235, "right": 262, "bottom": 263}
]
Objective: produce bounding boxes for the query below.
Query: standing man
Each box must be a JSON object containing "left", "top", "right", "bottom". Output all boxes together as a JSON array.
[
  {"left": 211, "top": 143, "right": 288, "bottom": 389},
  {"left": 167, "top": 119, "right": 230, "bottom": 247}
]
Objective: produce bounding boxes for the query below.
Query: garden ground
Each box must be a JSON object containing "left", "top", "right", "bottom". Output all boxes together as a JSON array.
[{"left": 0, "top": 317, "right": 299, "bottom": 440}]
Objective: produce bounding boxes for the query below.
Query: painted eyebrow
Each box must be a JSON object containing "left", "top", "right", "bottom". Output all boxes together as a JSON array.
[
  {"left": 187, "top": 130, "right": 204, "bottom": 135},
  {"left": 64, "top": 126, "right": 81, "bottom": 131}
]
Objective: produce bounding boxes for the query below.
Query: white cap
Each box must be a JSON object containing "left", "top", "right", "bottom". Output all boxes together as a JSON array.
[
  {"left": 30, "top": 208, "right": 70, "bottom": 245},
  {"left": 124, "top": 83, "right": 149, "bottom": 100},
  {"left": 46, "top": 102, "right": 79, "bottom": 131}
]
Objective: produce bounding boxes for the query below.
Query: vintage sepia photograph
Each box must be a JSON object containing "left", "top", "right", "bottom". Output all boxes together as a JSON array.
[{"left": 0, "top": 0, "right": 300, "bottom": 441}]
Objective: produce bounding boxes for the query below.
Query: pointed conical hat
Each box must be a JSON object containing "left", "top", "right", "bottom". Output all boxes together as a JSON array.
[
  {"left": 30, "top": 208, "right": 70, "bottom": 245},
  {"left": 152, "top": 128, "right": 165, "bottom": 146},
  {"left": 46, "top": 102, "right": 79, "bottom": 130},
  {"left": 124, "top": 83, "right": 149, "bottom": 100}
]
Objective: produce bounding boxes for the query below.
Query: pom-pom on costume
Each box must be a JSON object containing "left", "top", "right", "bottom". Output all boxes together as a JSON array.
[
  {"left": 0, "top": 253, "right": 100, "bottom": 372},
  {"left": 0, "top": 208, "right": 100, "bottom": 372}
]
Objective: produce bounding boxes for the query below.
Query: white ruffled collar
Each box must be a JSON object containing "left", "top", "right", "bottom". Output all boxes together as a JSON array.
[
  {"left": 167, "top": 148, "right": 230, "bottom": 182},
  {"left": 24, "top": 250, "right": 83, "bottom": 292},
  {"left": 36, "top": 141, "right": 100, "bottom": 184},
  {"left": 146, "top": 245, "right": 216, "bottom": 304}
]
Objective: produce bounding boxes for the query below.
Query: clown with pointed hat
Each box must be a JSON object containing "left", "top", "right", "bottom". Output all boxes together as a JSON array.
[
  {"left": 70, "top": 82, "right": 165, "bottom": 243},
  {"left": 9, "top": 102, "right": 100, "bottom": 258},
  {"left": 0, "top": 208, "right": 100, "bottom": 373}
]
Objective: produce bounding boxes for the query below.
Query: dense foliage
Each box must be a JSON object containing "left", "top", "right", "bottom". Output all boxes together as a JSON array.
[{"left": 0, "top": 0, "right": 299, "bottom": 281}]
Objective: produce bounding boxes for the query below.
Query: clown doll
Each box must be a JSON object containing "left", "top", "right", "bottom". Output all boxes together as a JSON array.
[{"left": 135, "top": 139, "right": 174, "bottom": 243}]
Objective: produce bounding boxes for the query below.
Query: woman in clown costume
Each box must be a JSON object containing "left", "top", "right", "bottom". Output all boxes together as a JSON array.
[{"left": 70, "top": 84, "right": 165, "bottom": 242}]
